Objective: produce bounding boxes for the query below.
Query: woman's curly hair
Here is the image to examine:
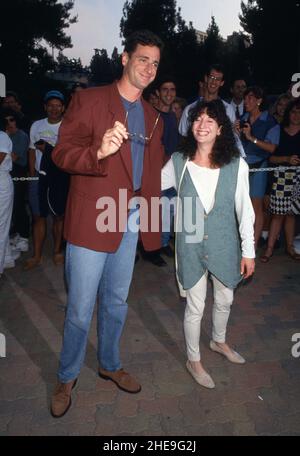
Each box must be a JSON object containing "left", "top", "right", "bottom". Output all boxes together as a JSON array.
[{"left": 179, "top": 99, "right": 240, "bottom": 167}]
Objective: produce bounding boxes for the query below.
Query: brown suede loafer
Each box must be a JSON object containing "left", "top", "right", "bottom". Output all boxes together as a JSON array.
[
  {"left": 98, "top": 368, "right": 141, "bottom": 394},
  {"left": 50, "top": 378, "right": 77, "bottom": 418}
]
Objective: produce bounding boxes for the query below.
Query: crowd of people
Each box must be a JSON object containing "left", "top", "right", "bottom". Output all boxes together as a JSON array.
[{"left": 0, "top": 29, "right": 300, "bottom": 418}]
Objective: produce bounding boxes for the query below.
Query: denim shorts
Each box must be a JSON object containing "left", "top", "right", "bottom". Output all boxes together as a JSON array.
[{"left": 248, "top": 160, "right": 268, "bottom": 198}]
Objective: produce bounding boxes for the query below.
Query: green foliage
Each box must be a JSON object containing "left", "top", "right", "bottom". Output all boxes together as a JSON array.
[
  {"left": 202, "top": 16, "right": 225, "bottom": 64},
  {"left": 90, "top": 48, "right": 122, "bottom": 85},
  {"left": 120, "top": 0, "right": 201, "bottom": 98},
  {"left": 56, "top": 52, "right": 83, "bottom": 72},
  {"left": 0, "top": 0, "right": 76, "bottom": 89},
  {"left": 240, "top": 0, "right": 300, "bottom": 91},
  {"left": 120, "top": 0, "right": 177, "bottom": 42}
]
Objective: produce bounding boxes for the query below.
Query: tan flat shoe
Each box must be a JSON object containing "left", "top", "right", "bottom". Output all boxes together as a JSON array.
[
  {"left": 186, "top": 361, "right": 215, "bottom": 389},
  {"left": 210, "top": 340, "right": 245, "bottom": 364}
]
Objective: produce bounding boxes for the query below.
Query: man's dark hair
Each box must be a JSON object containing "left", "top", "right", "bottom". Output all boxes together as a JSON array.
[
  {"left": 230, "top": 78, "right": 247, "bottom": 88},
  {"left": 179, "top": 99, "right": 239, "bottom": 167},
  {"left": 124, "top": 29, "right": 164, "bottom": 55},
  {"left": 5, "top": 91, "right": 20, "bottom": 104},
  {"left": 156, "top": 75, "right": 177, "bottom": 91},
  {"left": 282, "top": 98, "right": 300, "bottom": 128},
  {"left": 206, "top": 64, "right": 225, "bottom": 79}
]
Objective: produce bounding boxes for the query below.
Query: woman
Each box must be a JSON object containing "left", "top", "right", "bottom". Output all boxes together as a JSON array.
[
  {"left": 235, "top": 86, "right": 278, "bottom": 249},
  {"left": 0, "top": 111, "right": 14, "bottom": 276},
  {"left": 3, "top": 108, "right": 30, "bottom": 252},
  {"left": 260, "top": 94, "right": 291, "bottom": 246},
  {"left": 261, "top": 99, "right": 300, "bottom": 262},
  {"left": 162, "top": 100, "right": 255, "bottom": 388},
  {"left": 271, "top": 93, "right": 292, "bottom": 125}
]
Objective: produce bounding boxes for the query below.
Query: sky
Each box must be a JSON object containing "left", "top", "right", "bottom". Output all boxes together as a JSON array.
[{"left": 62, "top": 0, "right": 243, "bottom": 66}]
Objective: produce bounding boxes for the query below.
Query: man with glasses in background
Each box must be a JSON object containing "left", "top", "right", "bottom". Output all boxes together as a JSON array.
[
  {"left": 51, "top": 30, "right": 164, "bottom": 418},
  {"left": 179, "top": 64, "right": 245, "bottom": 156}
]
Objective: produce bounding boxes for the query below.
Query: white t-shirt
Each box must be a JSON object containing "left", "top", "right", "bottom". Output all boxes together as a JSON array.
[
  {"left": 29, "top": 118, "right": 62, "bottom": 172},
  {"left": 162, "top": 157, "right": 255, "bottom": 258},
  {"left": 0, "top": 131, "right": 13, "bottom": 172}
]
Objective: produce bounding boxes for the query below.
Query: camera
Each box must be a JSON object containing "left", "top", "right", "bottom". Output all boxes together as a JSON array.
[
  {"left": 239, "top": 120, "right": 248, "bottom": 129},
  {"left": 34, "top": 139, "right": 45, "bottom": 147}
]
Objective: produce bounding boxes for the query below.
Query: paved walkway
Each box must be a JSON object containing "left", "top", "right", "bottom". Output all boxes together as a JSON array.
[{"left": 0, "top": 242, "right": 300, "bottom": 436}]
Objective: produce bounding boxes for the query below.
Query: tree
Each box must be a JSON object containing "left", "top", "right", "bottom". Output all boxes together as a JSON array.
[
  {"left": 120, "top": 0, "right": 201, "bottom": 98},
  {"left": 90, "top": 49, "right": 114, "bottom": 85},
  {"left": 223, "top": 32, "right": 252, "bottom": 85},
  {"left": 120, "top": 0, "right": 177, "bottom": 42},
  {"left": 240, "top": 0, "right": 300, "bottom": 92},
  {"left": 56, "top": 52, "right": 83, "bottom": 73},
  {"left": 0, "top": 0, "right": 77, "bottom": 89},
  {"left": 202, "top": 16, "right": 224, "bottom": 64},
  {"left": 111, "top": 47, "right": 123, "bottom": 81}
]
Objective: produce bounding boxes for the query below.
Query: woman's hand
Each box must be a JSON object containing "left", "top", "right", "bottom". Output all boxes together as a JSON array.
[
  {"left": 241, "top": 257, "right": 255, "bottom": 279},
  {"left": 242, "top": 122, "right": 252, "bottom": 141},
  {"left": 11, "top": 152, "right": 18, "bottom": 162},
  {"left": 288, "top": 155, "right": 300, "bottom": 166},
  {"left": 97, "top": 121, "right": 128, "bottom": 160}
]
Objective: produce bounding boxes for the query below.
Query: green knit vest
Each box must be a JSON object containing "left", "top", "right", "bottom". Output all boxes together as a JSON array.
[{"left": 172, "top": 152, "right": 242, "bottom": 290}]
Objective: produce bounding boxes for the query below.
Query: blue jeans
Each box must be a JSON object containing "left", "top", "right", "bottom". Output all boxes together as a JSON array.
[
  {"left": 161, "top": 187, "right": 177, "bottom": 247},
  {"left": 58, "top": 216, "right": 139, "bottom": 383}
]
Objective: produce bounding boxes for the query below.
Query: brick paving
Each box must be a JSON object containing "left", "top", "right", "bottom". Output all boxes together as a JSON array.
[{"left": 0, "top": 241, "right": 300, "bottom": 436}]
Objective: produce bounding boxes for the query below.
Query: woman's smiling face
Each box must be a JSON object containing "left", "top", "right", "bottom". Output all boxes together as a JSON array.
[{"left": 192, "top": 110, "right": 222, "bottom": 144}]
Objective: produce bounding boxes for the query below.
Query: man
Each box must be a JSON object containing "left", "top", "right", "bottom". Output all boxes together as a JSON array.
[
  {"left": 51, "top": 30, "right": 164, "bottom": 418},
  {"left": 141, "top": 77, "right": 179, "bottom": 266},
  {"left": 25, "top": 90, "right": 66, "bottom": 270},
  {"left": 179, "top": 64, "right": 245, "bottom": 156},
  {"left": 230, "top": 78, "right": 247, "bottom": 119},
  {"left": 156, "top": 77, "right": 179, "bottom": 256}
]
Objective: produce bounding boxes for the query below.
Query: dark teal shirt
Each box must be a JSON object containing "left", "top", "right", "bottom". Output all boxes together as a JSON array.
[
  {"left": 9, "top": 129, "right": 29, "bottom": 167},
  {"left": 121, "top": 97, "right": 145, "bottom": 191}
]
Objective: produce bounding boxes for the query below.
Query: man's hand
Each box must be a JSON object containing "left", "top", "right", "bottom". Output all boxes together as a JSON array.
[
  {"left": 34, "top": 140, "right": 46, "bottom": 153},
  {"left": 97, "top": 121, "right": 128, "bottom": 160},
  {"left": 233, "top": 120, "right": 241, "bottom": 135},
  {"left": 241, "top": 257, "right": 255, "bottom": 279}
]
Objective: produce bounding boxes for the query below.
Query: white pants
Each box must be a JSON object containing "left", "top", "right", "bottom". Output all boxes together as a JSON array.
[
  {"left": 184, "top": 271, "right": 234, "bottom": 361},
  {"left": 0, "top": 172, "right": 14, "bottom": 274}
]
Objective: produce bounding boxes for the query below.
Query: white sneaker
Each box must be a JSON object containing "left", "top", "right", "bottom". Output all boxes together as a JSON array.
[
  {"left": 4, "top": 259, "right": 15, "bottom": 269},
  {"left": 293, "top": 237, "right": 300, "bottom": 254},
  {"left": 13, "top": 237, "right": 29, "bottom": 252},
  {"left": 10, "top": 233, "right": 20, "bottom": 246},
  {"left": 5, "top": 250, "right": 20, "bottom": 263}
]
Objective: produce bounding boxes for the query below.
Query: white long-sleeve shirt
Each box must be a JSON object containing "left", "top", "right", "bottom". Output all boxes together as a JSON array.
[{"left": 162, "top": 156, "right": 255, "bottom": 258}]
